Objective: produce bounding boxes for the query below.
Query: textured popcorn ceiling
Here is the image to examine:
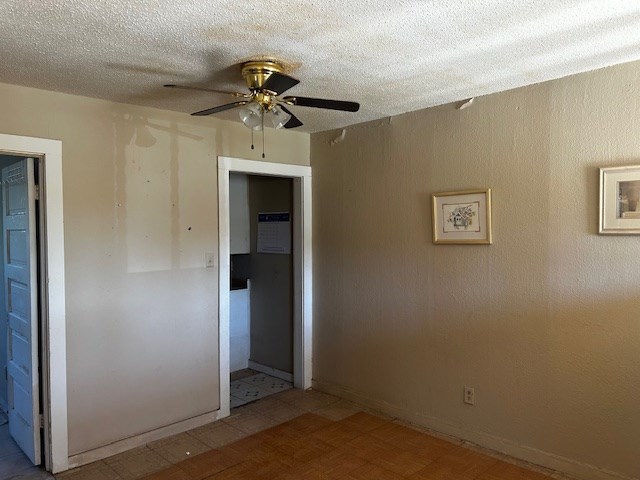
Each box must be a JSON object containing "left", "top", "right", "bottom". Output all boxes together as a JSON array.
[{"left": 1, "top": 1, "right": 640, "bottom": 132}]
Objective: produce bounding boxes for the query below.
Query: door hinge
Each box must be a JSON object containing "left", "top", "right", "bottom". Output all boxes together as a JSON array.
[
  {"left": 34, "top": 184, "right": 40, "bottom": 201},
  {"left": 39, "top": 414, "right": 44, "bottom": 429}
]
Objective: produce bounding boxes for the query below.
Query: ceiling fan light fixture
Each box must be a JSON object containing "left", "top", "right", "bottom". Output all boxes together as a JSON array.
[
  {"left": 239, "top": 102, "right": 263, "bottom": 130},
  {"left": 269, "top": 105, "right": 292, "bottom": 129},
  {"left": 167, "top": 59, "right": 360, "bottom": 136}
]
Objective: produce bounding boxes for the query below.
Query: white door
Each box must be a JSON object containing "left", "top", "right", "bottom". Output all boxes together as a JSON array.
[{"left": 3, "top": 158, "right": 40, "bottom": 465}]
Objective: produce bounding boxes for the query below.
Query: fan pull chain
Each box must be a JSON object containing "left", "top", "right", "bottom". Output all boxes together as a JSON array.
[
  {"left": 251, "top": 128, "right": 254, "bottom": 150},
  {"left": 261, "top": 109, "right": 265, "bottom": 158}
]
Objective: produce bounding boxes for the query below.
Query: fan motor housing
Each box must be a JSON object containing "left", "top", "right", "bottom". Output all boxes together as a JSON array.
[{"left": 241, "top": 60, "right": 284, "bottom": 91}]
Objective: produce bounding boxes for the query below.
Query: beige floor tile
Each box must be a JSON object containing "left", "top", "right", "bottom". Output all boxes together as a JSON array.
[
  {"left": 56, "top": 460, "right": 122, "bottom": 480},
  {"left": 50, "top": 393, "right": 569, "bottom": 480},
  {"left": 270, "top": 388, "right": 306, "bottom": 403},
  {"left": 281, "top": 390, "right": 341, "bottom": 411},
  {"left": 230, "top": 398, "right": 298, "bottom": 422},
  {"left": 104, "top": 446, "right": 172, "bottom": 479},
  {"left": 276, "top": 413, "right": 334, "bottom": 438},
  {"left": 260, "top": 402, "right": 306, "bottom": 423},
  {"left": 188, "top": 422, "right": 247, "bottom": 449},
  {"left": 362, "top": 407, "right": 396, "bottom": 421},
  {"left": 148, "top": 432, "right": 211, "bottom": 464},
  {"left": 313, "top": 399, "right": 363, "bottom": 421},
  {"left": 223, "top": 412, "right": 277, "bottom": 434},
  {"left": 251, "top": 423, "right": 303, "bottom": 448},
  {"left": 139, "top": 465, "right": 191, "bottom": 479},
  {"left": 240, "top": 396, "right": 286, "bottom": 414}
]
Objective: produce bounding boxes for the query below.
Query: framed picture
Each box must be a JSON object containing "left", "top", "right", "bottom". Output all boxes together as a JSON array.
[
  {"left": 432, "top": 189, "right": 492, "bottom": 244},
  {"left": 599, "top": 165, "right": 640, "bottom": 234}
]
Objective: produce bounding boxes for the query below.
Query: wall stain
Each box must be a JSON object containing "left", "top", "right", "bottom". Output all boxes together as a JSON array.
[{"left": 169, "top": 120, "right": 180, "bottom": 270}]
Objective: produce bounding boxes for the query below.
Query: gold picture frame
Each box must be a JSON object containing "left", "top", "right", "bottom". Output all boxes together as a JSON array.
[
  {"left": 432, "top": 189, "right": 492, "bottom": 244},
  {"left": 599, "top": 165, "right": 640, "bottom": 234}
]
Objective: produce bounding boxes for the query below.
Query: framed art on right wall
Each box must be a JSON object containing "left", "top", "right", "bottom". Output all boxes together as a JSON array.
[{"left": 600, "top": 165, "right": 640, "bottom": 234}]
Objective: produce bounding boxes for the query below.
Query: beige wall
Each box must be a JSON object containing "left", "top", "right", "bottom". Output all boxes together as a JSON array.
[
  {"left": 248, "top": 175, "right": 293, "bottom": 373},
  {"left": 311, "top": 61, "right": 640, "bottom": 480},
  {"left": 0, "top": 82, "right": 309, "bottom": 455}
]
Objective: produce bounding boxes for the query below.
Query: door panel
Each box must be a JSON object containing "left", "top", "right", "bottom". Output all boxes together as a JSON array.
[{"left": 3, "top": 158, "right": 40, "bottom": 465}]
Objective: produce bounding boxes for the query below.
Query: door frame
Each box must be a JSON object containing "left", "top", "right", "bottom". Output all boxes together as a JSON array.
[
  {"left": 0, "top": 134, "right": 67, "bottom": 473},
  {"left": 217, "top": 157, "right": 312, "bottom": 417}
]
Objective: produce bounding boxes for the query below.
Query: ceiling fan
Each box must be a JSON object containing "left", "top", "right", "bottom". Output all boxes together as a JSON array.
[{"left": 164, "top": 60, "right": 360, "bottom": 132}]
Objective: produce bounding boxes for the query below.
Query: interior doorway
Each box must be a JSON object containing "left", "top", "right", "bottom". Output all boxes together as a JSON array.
[
  {"left": 218, "top": 157, "right": 312, "bottom": 418},
  {"left": 0, "top": 134, "right": 67, "bottom": 474},
  {"left": 228, "top": 174, "right": 295, "bottom": 407},
  {"left": 0, "top": 154, "right": 46, "bottom": 473}
]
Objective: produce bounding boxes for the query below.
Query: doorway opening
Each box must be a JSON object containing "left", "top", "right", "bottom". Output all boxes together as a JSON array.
[
  {"left": 0, "top": 153, "right": 48, "bottom": 475},
  {"left": 218, "top": 157, "right": 312, "bottom": 417},
  {"left": 0, "top": 133, "right": 67, "bottom": 474},
  {"left": 228, "top": 174, "right": 295, "bottom": 407}
]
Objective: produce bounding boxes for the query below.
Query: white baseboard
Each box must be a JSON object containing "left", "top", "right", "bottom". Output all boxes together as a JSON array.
[
  {"left": 249, "top": 360, "right": 293, "bottom": 383},
  {"left": 67, "top": 409, "right": 225, "bottom": 471},
  {"left": 312, "top": 380, "right": 636, "bottom": 480}
]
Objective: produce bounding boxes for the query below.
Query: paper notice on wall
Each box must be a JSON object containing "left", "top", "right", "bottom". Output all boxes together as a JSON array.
[{"left": 257, "top": 212, "right": 291, "bottom": 254}]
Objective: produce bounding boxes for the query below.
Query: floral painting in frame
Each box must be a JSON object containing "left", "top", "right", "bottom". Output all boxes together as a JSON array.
[{"left": 432, "top": 189, "right": 492, "bottom": 244}]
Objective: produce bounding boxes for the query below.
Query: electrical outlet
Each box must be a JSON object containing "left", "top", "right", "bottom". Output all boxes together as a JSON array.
[{"left": 463, "top": 386, "right": 475, "bottom": 405}]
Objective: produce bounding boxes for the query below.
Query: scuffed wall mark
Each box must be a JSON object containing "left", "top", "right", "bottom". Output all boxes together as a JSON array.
[
  {"left": 112, "top": 109, "right": 131, "bottom": 269},
  {"left": 330, "top": 129, "right": 346, "bottom": 146},
  {"left": 170, "top": 120, "right": 180, "bottom": 270}
]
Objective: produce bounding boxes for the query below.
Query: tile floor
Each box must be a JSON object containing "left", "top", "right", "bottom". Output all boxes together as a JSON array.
[
  {"left": 52, "top": 389, "right": 572, "bottom": 480},
  {"left": 229, "top": 371, "right": 293, "bottom": 408}
]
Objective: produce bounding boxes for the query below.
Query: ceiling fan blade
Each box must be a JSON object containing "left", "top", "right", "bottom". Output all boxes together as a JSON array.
[
  {"left": 280, "top": 106, "right": 303, "bottom": 129},
  {"left": 261, "top": 72, "right": 300, "bottom": 95},
  {"left": 191, "top": 101, "right": 248, "bottom": 116},
  {"left": 165, "top": 84, "right": 250, "bottom": 98},
  {"left": 284, "top": 96, "right": 360, "bottom": 112}
]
